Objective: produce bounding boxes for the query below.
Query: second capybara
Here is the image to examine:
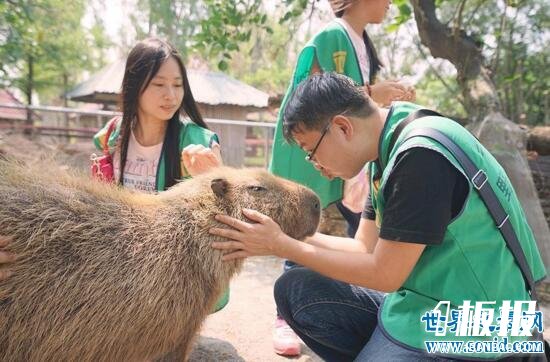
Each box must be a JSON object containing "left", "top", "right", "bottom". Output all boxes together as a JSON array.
[{"left": 0, "top": 159, "right": 320, "bottom": 361}]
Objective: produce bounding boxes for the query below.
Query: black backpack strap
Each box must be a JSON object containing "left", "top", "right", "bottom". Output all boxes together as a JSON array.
[
  {"left": 401, "top": 126, "right": 537, "bottom": 300},
  {"left": 388, "top": 108, "right": 443, "bottom": 155}
]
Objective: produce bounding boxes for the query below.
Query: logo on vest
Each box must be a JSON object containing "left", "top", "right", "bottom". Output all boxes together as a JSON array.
[
  {"left": 332, "top": 51, "right": 346, "bottom": 74},
  {"left": 422, "top": 300, "right": 542, "bottom": 337},
  {"left": 496, "top": 174, "right": 512, "bottom": 202},
  {"left": 421, "top": 300, "right": 545, "bottom": 355}
]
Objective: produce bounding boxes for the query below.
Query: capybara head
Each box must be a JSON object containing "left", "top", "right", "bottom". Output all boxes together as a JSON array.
[{"left": 162, "top": 166, "right": 321, "bottom": 241}]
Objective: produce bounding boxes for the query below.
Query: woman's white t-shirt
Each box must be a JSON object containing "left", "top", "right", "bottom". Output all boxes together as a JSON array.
[
  {"left": 113, "top": 130, "right": 163, "bottom": 193},
  {"left": 335, "top": 18, "right": 370, "bottom": 84}
]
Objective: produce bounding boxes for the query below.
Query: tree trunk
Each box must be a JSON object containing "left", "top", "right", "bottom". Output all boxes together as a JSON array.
[{"left": 410, "top": 0, "right": 500, "bottom": 122}]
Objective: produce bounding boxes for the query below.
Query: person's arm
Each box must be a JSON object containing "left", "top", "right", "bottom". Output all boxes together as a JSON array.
[
  {"left": 282, "top": 234, "right": 425, "bottom": 292},
  {"left": 303, "top": 216, "right": 378, "bottom": 253},
  {"left": 0, "top": 235, "right": 16, "bottom": 280}
]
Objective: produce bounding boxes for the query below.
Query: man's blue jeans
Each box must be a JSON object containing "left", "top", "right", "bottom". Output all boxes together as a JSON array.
[{"left": 274, "top": 267, "right": 456, "bottom": 361}]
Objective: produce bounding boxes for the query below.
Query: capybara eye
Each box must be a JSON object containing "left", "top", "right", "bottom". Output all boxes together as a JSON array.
[{"left": 247, "top": 185, "right": 267, "bottom": 192}]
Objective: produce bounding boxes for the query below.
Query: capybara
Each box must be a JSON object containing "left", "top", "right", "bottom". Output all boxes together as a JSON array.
[{"left": 0, "top": 159, "right": 320, "bottom": 361}]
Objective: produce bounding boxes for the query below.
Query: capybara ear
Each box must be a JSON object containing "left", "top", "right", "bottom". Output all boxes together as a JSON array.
[{"left": 211, "top": 178, "right": 229, "bottom": 198}]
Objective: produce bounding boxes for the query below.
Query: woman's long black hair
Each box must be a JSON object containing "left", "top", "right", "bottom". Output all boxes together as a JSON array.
[{"left": 118, "top": 37, "right": 208, "bottom": 189}]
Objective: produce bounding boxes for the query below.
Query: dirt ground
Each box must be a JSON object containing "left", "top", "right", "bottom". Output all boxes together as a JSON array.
[{"left": 189, "top": 256, "right": 322, "bottom": 362}]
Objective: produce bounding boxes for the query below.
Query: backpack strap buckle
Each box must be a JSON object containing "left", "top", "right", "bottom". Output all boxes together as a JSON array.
[{"left": 471, "top": 169, "right": 488, "bottom": 190}]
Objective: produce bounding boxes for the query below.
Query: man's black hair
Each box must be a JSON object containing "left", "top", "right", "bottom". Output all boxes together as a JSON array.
[{"left": 283, "top": 72, "right": 375, "bottom": 143}]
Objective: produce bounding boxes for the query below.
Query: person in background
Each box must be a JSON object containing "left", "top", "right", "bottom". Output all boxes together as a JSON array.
[
  {"left": 94, "top": 37, "right": 222, "bottom": 193},
  {"left": 268, "top": 0, "right": 414, "bottom": 356}
]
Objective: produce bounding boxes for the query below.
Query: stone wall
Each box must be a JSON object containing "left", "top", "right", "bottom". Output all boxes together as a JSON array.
[
  {"left": 530, "top": 155, "right": 550, "bottom": 300},
  {"left": 530, "top": 155, "right": 550, "bottom": 227}
]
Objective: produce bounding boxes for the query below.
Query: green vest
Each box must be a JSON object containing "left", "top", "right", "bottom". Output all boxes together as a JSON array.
[
  {"left": 269, "top": 20, "right": 366, "bottom": 207},
  {"left": 93, "top": 118, "right": 229, "bottom": 312},
  {"left": 93, "top": 118, "right": 219, "bottom": 192},
  {"left": 372, "top": 102, "right": 546, "bottom": 359}
]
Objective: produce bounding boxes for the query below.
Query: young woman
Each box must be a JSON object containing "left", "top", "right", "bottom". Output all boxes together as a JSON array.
[
  {"left": 269, "top": 0, "right": 414, "bottom": 356},
  {"left": 93, "top": 37, "right": 229, "bottom": 312},
  {"left": 94, "top": 37, "right": 222, "bottom": 193}
]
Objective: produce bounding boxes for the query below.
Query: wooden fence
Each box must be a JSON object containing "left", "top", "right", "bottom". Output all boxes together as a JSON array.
[{"left": 0, "top": 103, "right": 275, "bottom": 168}]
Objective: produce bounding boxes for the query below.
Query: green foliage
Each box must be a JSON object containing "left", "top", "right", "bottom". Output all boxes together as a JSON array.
[
  {"left": 194, "top": 0, "right": 272, "bottom": 68},
  {"left": 132, "top": 0, "right": 204, "bottom": 60},
  {"left": 0, "top": 0, "right": 110, "bottom": 104},
  {"left": 136, "top": 0, "right": 283, "bottom": 71},
  {"left": 211, "top": 15, "right": 301, "bottom": 94},
  {"left": 279, "top": 0, "right": 309, "bottom": 24},
  {"left": 386, "top": 0, "right": 413, "bottom": 32},
  {"left": 137, "top": 0, "right": 306, "bottom": 92},
  {"left": 432, "top": 0, "right": 549, "bottom": 124},
  {"left": 2, "top": 0, "right": 546, "bottom": 126},
  {"left": 415, "top": 70, "right": 467, "bottom": 119}
]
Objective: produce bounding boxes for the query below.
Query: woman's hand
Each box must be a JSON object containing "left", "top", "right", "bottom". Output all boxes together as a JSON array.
[
  {"left": 181, "top": 143, "right": 222, "bottom": 177},
  {"left": 0, "top": 235, "right": 16, "bottom": 280},
  {"left": 370, "top": 80, "right": 415, "bottom": 106},
  {"left": 402, "top": 85, "right": 416, "bottom": 102},
  {"left": 210, "top": 209, "right": 288, "bottom": 261}
]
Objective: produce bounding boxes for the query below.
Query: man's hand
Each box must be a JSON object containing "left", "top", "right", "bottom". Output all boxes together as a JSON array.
[
  {"left": 210, "top": 209, "right": 289, "bottom": 261},
  {"left": 0, "top": 235, "right": 16, "bottom": 280}
]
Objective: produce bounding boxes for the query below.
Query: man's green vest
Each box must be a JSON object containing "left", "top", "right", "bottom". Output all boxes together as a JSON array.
[
  {"left": 269, "top": 21, "right": 365, "bottom": 207},
  {"left": 93, "top": 118, "right": 229, "bottom": 312},
  {"left": 371, "top": 102, "right": 546, "bottom": 359}
]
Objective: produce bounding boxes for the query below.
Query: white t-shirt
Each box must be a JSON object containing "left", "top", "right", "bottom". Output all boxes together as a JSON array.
[
  {"left": 113, "top": 130, "right": 163, "bottom": 193},
  {"left": 335, "top": 18, "right": 370, "bottom": 84}
]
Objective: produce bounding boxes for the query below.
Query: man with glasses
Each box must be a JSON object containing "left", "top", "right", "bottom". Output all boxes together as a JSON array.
[{"left": 211, "top": 72, "right": 545, "bottom": 361}]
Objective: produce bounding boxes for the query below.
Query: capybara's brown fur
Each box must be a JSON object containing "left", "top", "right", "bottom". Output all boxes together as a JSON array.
[{"left": 0, "top": 159, "right": 320, "bottom": 361}]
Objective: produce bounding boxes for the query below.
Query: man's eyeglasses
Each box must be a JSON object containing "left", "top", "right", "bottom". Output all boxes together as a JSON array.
[{"left": 305, "top": 121, "right": 332, "bottom": 163}]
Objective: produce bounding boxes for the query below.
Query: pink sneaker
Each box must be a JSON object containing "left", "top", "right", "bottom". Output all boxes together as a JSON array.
[{"left": 273, "top": 316, "right": 301, "bottom": 356}]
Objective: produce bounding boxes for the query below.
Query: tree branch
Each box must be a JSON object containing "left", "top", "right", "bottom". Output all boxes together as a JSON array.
[
  {"left": 413, "top": 36, "right": 467, "bottom": 108},
  {"left": 464, "top": 0, "right": 484, "bottom": 28},
  {"left": 453, "top": 0, "right": 467, "bottom": 40},
  {"left": 411, "top": 0, "right": 500, "bottom": 119},
  {"left": 306, "top": 0, "right": 317, "bottom": 38}
]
